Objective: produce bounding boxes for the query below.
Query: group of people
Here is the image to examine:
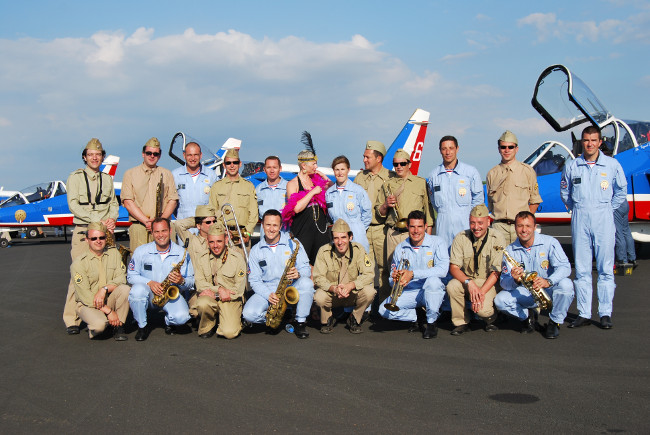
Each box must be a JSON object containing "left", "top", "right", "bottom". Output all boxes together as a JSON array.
[{"left": 63, "top": 125, "right": 627, "bottom": 342}]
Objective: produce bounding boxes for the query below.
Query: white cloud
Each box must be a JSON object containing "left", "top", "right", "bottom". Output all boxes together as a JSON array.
[{"left": 493, "top": 117, "right": 555, "bottom": 136}]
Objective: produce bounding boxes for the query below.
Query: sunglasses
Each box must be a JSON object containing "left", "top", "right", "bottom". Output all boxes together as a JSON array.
[
  {"left": 145, "top": 151, "right": 161, "bottom": 157},
  {"left": 499, "top": 145, "right": 516, "bottom": 150},
  {"left": 88, "top": 236, "right": 107, "bottom": 241},
  {"left": 203, "top": 219, "right": 216, "bottom": 225},
  {"left": 225, "top": 160, "right": 240, "bottom": 165},
  {"left": 393, "top": 161, "right": 409, "bottom": 167}
]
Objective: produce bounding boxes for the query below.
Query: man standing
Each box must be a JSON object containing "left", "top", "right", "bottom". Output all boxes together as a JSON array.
[
  {"left": 378, "top": 211, "right": 449, "bottom": 339},
  {"left": 495, "top": 211, "right": 574, "bottom": 339},
  {"left": 428, "top": 135, "right": 484, "bottom": 248},
  {"left": 486, "top": 130, "right": 542, "bottom": 244},
  {"left": 127, "top": 218, "right": 194, "bottom": 341},
  {"left": 63, "top": 138, "right": 119, "bottom": 335},
  {"left": 172, "top": 142, "right": 218, "bottom": 220},
  {"left": 71, "top": 222, "right": 130, "bottom": 341},
  {"left": 561, "top": 125, "right": 627, "bottom": 330},
  {"left": 313, "top": 219, "right": 376, "bottom": 334},
  {"left": 121, "top": 137, "right": 178, "bottom": 251},
  {"left": 446, "top": 204, "right": 505, "bottom": 335},
  {"left": 242, "top": 210, "right": 314, "bottom": 339},
  {"left": 255, "top": 156, "right": 288, "bottom": 220},
  {"left": 194, "top": 225, "right": 247, "bottom": 339}
]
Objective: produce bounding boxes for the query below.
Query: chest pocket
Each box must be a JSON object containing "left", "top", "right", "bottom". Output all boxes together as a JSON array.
[{"left": 219, "top": 266, "right": 237, "bottom": 288}]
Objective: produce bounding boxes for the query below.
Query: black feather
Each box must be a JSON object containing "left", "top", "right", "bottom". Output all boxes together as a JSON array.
[{"left": 301, "top": 131, "right": 316, "bottom": 154}]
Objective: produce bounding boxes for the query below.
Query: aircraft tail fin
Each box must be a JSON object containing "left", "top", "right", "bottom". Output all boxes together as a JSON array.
[
  {"left": 383, "top": 108, "right": 430, "bottom": 175},
  {"left": 100, "top": 155, "right": 120, "bottom": 179}
]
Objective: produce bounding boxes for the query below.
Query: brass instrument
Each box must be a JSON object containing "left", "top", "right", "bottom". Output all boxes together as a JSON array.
[
  {"left": 500, "top": 248, "right": 553, "bottom": 311},
  {"left": 152, "top": 239, "right": 189, "bottom": 308},
  {"left": 105, "top": 230, "right": 132, "bottom": 266},
  {"left": 155, "top": 174, "right": 164, "bottom": 219},
  {"left": 384, "top": 258, "right": 410, "bottom": 312},
  {"left": 221, "top": 203, "right": 250, "bottom": 270},
  {"left": 385, "top": 184, "right": 407, "bottom": 230},
  {"left": 265, "top": 238, "right": 301, "bottom": 329}
]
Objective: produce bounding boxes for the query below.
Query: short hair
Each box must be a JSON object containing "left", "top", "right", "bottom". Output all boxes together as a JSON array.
[
  {"left": 184, "top": 142, "right": 201, "bottom": 152},
  {"left": 264, "top": 155, "right": 282, "bottom": 166},
  {"left": 581, "top": 125, "right": 602, "bottom": 140},
  {"left": 514, "top": 211, "right": 536, "bottom": 225},
  {"left": 407, "top": 210, "right": 426, "bottom": 224},
  {"left": 262, "top": 209, "right": 282, "bottom": 222},
  {"left": 152, "top": 217, "right": 171, "bottom": 230},
  {"left": 331, "top": 155, "right": 350, "bottom": 170},
  {"left": 371, "top": 150, "right": 384, "bottom": 162},
  {"left": 439, "top": 135, "right": 458, "bottom": 149}
]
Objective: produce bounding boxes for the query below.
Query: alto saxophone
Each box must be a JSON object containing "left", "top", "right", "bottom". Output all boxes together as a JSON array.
[
  {"left": 153, "top": 240, "right": 189, "bottom": 308},
  {"left": 384, "top": 258, "right": 410, "bottom": 312},
  {"left": 265, "top": 238, "right": 301, "bottom": 329},
  {"left": 500, "top": 248, "right": 553, "bottom": 311}
]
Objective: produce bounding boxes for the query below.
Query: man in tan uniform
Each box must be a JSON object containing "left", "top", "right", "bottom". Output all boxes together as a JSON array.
[
  {"left": 121, "top": 137, "right": 179, "bottom": 251},
  {"left": 194, "top": 225, "right": 247, "bottom": 339},
  {"left": 71, "top": 222, "right": 130, "bottom": 340},
  {"left": 353, "top": 140, "right": 396, "bottom": 298},
  {"left": 63, "top": 138, "right": 120, "bottom": 335},
  {"left": 208, "top": 148, "right": 258, "bottom": 251},
  {"left": 376, "top": 148, "right": 434, "bottom": 301},
  {"left": 313, "top": 219, "right": 376, "bottom": 334},
  {"left": 486, "top": 130, "right": 542, "bottom": 244},
  {"left": 447, "top": 204, "right": 505, "bottom": 335}
]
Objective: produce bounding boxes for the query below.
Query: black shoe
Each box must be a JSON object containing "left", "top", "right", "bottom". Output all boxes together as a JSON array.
[
  {"left": 199, "top": 329, "right": 216, "bottom": 339},
  {"left": 408, "top": 321, "right": 420, "bottom": 333},
  {"left": 545, "top": 320, "right": 560, "bottom": 339},
  {"left": 165, "top": 325, "right": 177, "bottom": 335},
  {"left": 135, "top": 326, "right": 150, "bottom": 341},
  {"left": 320, "top": 317, "right": 335, "bottom": 334},
  {"left": 423, "top": 322, "right": 438, "bottom": 339},
  {"left": 632, "top": 260, "right": 638, "bottom": 269},
  {"left": 600, "top": 315, "right": 613, "bottom": 329},
  {"left": 521, "top": 311, "right": 536, "bottom": 334},
  {"left": 348, "top": 315, "right": 363, "bottom": 334},
  {"left": 113, "top": 325, "right": 128, "bottom": 341},
  {"left": 66, "top": 325, "right": 80, "bottom": 335},
  {"left": 450, "top": 324, "right": 470, "bottom": 336},
  {"left": 567, "top": 316, "right": 591, "bottom": 328},
  {"left": 188, "top": 317, "right": 199, "bottom": 331},
  {"left": 295, "top": 322, "right": 309, "bottom": 339}
]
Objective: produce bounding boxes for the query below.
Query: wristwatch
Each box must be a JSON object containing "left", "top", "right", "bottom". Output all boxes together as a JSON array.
[
  {"left": 102, "top": 286, "right": 109, "bottom": 292},
  {"left": 464, "top": 278, "right": 471, "bottom": 285},
  {"left": 546, "top": 278, "right": 553, "bottom": 287}
]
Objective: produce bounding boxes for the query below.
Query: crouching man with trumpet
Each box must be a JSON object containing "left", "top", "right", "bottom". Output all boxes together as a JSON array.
[
  {"left": 127, "top": 217, "right": 194, "bottom": 341},
  {"left": 313, "top": 219, "right": 376, "bottom": 334},
  {"left": 378, "top": 210, "right": 449, "bottom": 339},
  {"left": 494, "top": 211, "right": 574, "bottom": 339},
  {"left": 242, "top": 210, "right": 314, "bottom": 339}
]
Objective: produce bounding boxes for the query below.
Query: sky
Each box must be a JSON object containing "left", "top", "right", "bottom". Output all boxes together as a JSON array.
[{"left": 1, "top": 0, "right": 649, "bottom": 189}]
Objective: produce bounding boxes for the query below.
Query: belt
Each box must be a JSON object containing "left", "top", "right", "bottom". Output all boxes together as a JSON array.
[
  {"left": 494, "top": 219, "right": 515, "bottom": 225},
  {"left": 391, "top": 226, "right": 408, "bottom": 233},
  {"left": 131, "top": 221, "right": 146, "bottom": 226},
  {"left": 369, "top": 223, "right": 383, "bottom": 226}
]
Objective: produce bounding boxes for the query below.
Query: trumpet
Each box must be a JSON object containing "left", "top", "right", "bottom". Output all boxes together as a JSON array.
[
  {"left": 500, "top": 248, "right": 552, "bottom": 311},
  {"left": 385, "top": 184, "right": 407, "bottom": 230},
  {"left": 221, "top": 203, "right": 250, "bottom": 270},
  {"left": 384, "top": 258, "right": 410, "bottom": 312}
]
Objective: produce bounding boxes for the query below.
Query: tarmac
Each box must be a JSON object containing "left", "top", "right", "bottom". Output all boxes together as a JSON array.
[{"left": 0, "top": 228, "right": 649, "bottom": 434}]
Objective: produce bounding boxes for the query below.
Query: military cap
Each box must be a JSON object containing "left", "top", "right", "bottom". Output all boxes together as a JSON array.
[
  {"left": 365, "top": 140, "right": 386, "bottom": 156},
  {"left": 84, "top": 138, "right": 104, "bottom": 152},
  {"left": 207, "top": 224, "right": 225, "bottom": 236},
  {"left": 224, "top": 148, "right": 240, "bottom": 160},
  {"left": 331, "top": 218, "right": 351, "bottom": 234},
  {"left": 498, "top": 130, "right": 518, "bottom": 145},
  {"left": 195, "top": 205, "right": 216, "bottom": 218},
  {"left": 393, "top": 149, "right": 411, "bottom": 162},
  {"left": 144, "top": 137, "right": 161, "bottom": 149},
  {"left": 87, "top": 222, "right": 107, "bottom": 234},
  {"left": 470, "top": 204, "right": 490, "bottom": 218}
]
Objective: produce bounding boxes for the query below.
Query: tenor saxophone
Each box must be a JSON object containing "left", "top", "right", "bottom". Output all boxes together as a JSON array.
[
  {"left": 265, "top": 238, "right": 301, "bottom": 329},
  {"left": 152, "top": 240, "right": 189, "bottom": 308},
  {"left": 501, "top": 248, "right": 553, "bottom": 311}
]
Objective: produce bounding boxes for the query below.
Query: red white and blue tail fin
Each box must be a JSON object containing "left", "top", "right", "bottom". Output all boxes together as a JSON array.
[
  {"left": 382, "top": 108, "right": 430, "bottom": 175},
  {"left": 100, "top": 155, "right": 120, "bottom": 179}
]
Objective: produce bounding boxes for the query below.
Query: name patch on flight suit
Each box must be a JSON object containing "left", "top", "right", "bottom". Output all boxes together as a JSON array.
[
  {"left": 177, "top": 184, "right": 186, "bottom": 190},
  {"left": 144, "top": 264, "right": 152, "bottom": 271},
  {"left": 327, "top": 202, "right": 333, "bottom": 208},
  {"left": 433, "top": 185, "right": 441, "bottom": 192},
  {"left": 258, "top": 260, "right": 267, "bottom": 267},
  {"left": 573, "top": 178, "right": 581, "bottom": 185},
  {"left": 258, "top": 199, "right": 264, "bottom": 205}
]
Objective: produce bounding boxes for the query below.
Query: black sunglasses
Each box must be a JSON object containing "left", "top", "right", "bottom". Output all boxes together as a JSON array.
[
  {"left": 145, "top": 151, "right": 161, "bottom": 157},
  {"left": 203, "top": 219, "right": 216, "bottom": 225},
  {"left": 88, "top": 236, "right": 107, "bottom": 241},
  {"left": 499, "top": 145, "right": 516, "bottom": 150},
  {"left": 393, "top": 161, "right": 409, "bottom": 167},
  {"left": 225, "top": 160, "right": 240, "bottom": 165}
]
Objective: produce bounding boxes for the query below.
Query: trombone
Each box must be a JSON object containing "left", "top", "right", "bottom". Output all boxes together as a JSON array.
[{"left": 221, "top": 203, "right": 250, "bottom": 271}]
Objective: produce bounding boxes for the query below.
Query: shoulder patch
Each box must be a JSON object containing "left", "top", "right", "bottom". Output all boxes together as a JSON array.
[
  {"left": 364, "top": 254, "right": 371, "bottom": 267},
  {"left": 238, "top": 269, "right": 245, "bottom": 277},
  {"left": 74, "top": 273, "right": 83, "bottom": 284},
  {"left": 121, "top": 263, "right": 126, "bottom": 271}
]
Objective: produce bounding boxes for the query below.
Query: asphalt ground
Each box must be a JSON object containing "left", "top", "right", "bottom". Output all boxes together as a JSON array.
[{"left": 1, "top": 227, "right": 649, "bottom": 434}]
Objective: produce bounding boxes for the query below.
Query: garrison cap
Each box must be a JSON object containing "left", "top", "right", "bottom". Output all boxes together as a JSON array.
[
  {"left": 84, "top": 138, "right": 104, "bottom": 152},
  {"left": 144, "top": 137, "right": 161, "bottom": 149},
  {"left": 207, "top": 224, "right": 225, "bottom": 236},
  {"left": 224, "top": 148, "right": 240, "bottom": 160},
  {"left": 331, "top": 218, "right": 351, "bottom": 234},
  {"left": 393, "top": 149, "right": 411, "bottom": 162},
  {"left": 365, "top": 140, "right": 386, "bottom": 156},
  {"left": 498, "top": 130, "right": 518, "bottom": 145},
  {"left": 87, "top": 222, "right": 107, "bottom": 234},
  {"left": 195, "top": 205, "right": 216, "bottom": 218},
  {"left": 470, "top": 204, "right": 490, "bottom": 218}
]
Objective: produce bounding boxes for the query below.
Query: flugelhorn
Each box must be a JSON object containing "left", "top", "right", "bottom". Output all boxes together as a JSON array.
[
  {"left": 221, "top": 203, "right": 250, "bottom": 270},
  {"left": 384, "top": 258, "right": 410, "bottom": 312},
  {"left": 500, "top": 247, "right": 552, "bottom": 311}
]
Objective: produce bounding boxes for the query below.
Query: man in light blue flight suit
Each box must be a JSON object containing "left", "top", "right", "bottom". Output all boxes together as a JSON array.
[
  {"left": 561, "top": 125, "right": 627, "bottom": 330},
  {"left": 172, "top": 142, "right": 218, "bottom": 220},
  {"left": 427, "top": 135, "right": 484, "bottom": 248},
  {"left": 128, "top": 217, "right": 194, "bottom": 341},
  {"left": 326, "top": 155, "right": 372, "bottom": 252},
  {"left": 494, "top": 211, "right": 574, "bottom": 339},
  {"left": 255, "top": 156, "right": 288, "bottom": 238},
  {"left": 242, "top": 209, "right": 315, "bottom": 339},
  {"left": 378, "top": 210, "right": 449, "bottom": 339}
]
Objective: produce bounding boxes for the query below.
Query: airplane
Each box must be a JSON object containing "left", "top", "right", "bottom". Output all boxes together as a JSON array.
[
  {"left": 526, "top": 64, "right": 650, "bottom": 242},
  {"left": 0, "top": 187, "right": 20, "bottom": 201}
]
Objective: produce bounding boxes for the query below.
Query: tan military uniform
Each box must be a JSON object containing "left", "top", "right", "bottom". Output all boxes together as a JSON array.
[
  {"left": 121, "top": 163, "right": 179, "bottom": 250},
  {"left": 313, "top": 241, "right": 377, "bottom": 324},
  {"left": 194, "top": 247, "right": 247, "bottom": 338},
  {"left": 174, "top": 217, "right": 211, "bottom": 317},
  {"left": 71, "top": 247, "right": 130, "bottom": 338},
  {"left": 446, "top": 228, "right": 506, "bottom": 326},
  {"left": 486, "top": 160, "right": 542, "bottom": 243},
  {"left": 208, "top": 175, "right": 259, "bottom": 237},
  {"left": 63, "top": 167, "right": 120, "bottom": 328}
]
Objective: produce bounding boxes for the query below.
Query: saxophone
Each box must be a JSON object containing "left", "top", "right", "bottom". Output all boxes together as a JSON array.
[
  {"left": 500, "top": 248, "right": 553, "bottom": 311},
  {"left": 155, "top": 174, "right": 164, "bottom": 219},
  {"left": 152, "top": 240, "right": 189, "bottom": 308},
  {"left": 265, "top": 238, "right": 301, "bottom": 329},
  {"left": 105, "top": 230, "right": 132, "bottom": 266}
]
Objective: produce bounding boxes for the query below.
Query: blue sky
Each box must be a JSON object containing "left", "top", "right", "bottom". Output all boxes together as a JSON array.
[{"left": 1, "top": 0, "right": 649, "bottom": 188}]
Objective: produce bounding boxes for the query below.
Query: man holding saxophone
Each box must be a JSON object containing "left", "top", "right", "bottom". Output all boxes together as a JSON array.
[
  {"left": 242, "top": 210, "right": 314, "bottom": 339},
  {"left": 378, "top": 210, "right": 449, "bottom": 339},
  {"left": 494, "top": 211, "right": 574, "bottom": 339},
  {"left": 127, "top": 217, "right": 194, "bottom": 341}
]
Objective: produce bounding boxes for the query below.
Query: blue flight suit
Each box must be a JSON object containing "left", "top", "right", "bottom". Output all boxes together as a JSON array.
[
  {"left": 427, "top": 161, "right": 483, "bottom": 248},
  {"left": 614, "top": 200, "right": 636, "bottom": 263},
  {"left": 172, "top": 165, "right": 218, "bottom": 219},
  {"left": 325, "top": 181, "right": 372, "bottom": 252},
  {"left": 495, "top": 233, "right": 574, "bottom": 324},
  {"left": 242, "top": 232, "right": 314, "bottom": 324},
  {"left": 255, "top": 177, "right": 288, "bottom": 217},
  {"left": 561, "top": 153, "right": 627, "bottom": 318},
  {"left": 379, "top": 234, "right": 449, "bottom": 323},
  {"left": 127, "top": 242, "right": 195, "bottom": 328}
]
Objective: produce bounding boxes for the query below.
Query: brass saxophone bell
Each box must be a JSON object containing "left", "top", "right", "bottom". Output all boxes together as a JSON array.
[{"left": 284, "top": 286, "right": 300, "bottom": 305}]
